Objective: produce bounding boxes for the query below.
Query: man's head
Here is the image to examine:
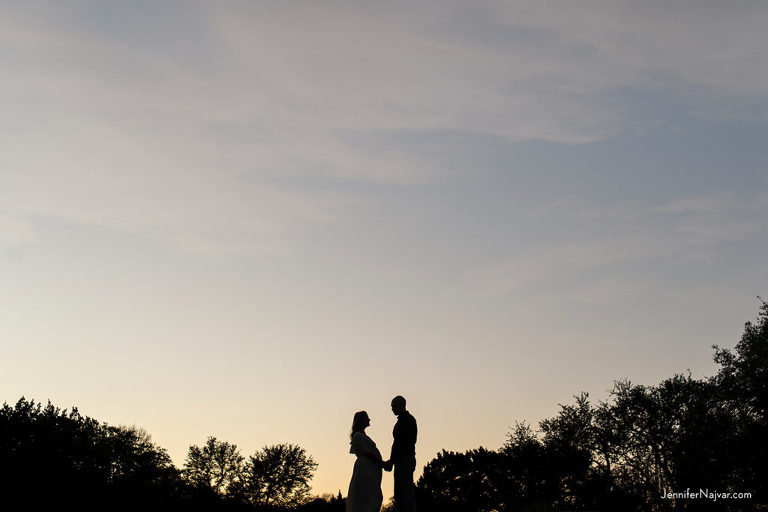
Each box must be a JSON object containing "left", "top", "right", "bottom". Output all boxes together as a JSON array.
[{"left": 391, "top": 395, "right": 407, "bottom": 416}]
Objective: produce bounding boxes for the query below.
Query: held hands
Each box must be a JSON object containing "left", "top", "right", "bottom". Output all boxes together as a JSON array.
[{"left": 382, "top": 459, "right": 393, "bottom": 472}]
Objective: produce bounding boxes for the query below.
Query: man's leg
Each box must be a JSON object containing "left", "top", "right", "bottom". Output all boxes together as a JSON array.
[{"left": 393, "top": 456, "right": 417, "bottom": 512}]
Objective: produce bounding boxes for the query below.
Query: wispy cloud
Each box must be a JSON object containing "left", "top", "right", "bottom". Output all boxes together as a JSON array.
[
  {"left": 1, "top": 1, "right": 767, "bottom": 252},
  {"left": 480, "top": 191, "right": 768, "bottom": 301},
  {"left": 653, "top": 193, "right": 758, "bottom": 215}
]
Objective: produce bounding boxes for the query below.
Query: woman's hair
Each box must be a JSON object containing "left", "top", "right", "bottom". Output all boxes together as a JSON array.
[{"left": 350, "top": 411, "right": 368, "bottom": 440}]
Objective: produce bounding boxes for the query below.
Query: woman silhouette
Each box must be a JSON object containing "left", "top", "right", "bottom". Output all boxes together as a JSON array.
[{"left": 346, "top": 411, "right": 383, "bottom": 512}]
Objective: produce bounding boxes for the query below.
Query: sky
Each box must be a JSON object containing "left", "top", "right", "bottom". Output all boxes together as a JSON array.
[{"left": 1, "top": 0, "right": 767, "bottom": 500}]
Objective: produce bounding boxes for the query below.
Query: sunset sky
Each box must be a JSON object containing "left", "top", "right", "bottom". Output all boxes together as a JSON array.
[{"left": 2, "top": 0, "right": 767, "bottom": 499}]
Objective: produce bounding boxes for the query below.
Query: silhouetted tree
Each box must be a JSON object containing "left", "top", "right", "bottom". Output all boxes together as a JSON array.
[
  {"left": 101, "top": 424, "right": 182, "bottom": 501},
  {"left": 713, "top": 297, "right": 768, "bottom": 505},
  {"left": 539, "top": 392, "right": 595, "bottom": 509},
  {"left": 502, "top": 421, "right": 561, "bottom": 511},
  {"left": 0, "top": 398, "right": 184, "bottom": 508},
  {"left": 417, "top": 447, "right": 511, "bottom": 511},
  {"left": 183, "top": 436, "right": 244, "bottom": 496},
  {"left": 233, "top": 443, "right": 318, "bottom": 507}
]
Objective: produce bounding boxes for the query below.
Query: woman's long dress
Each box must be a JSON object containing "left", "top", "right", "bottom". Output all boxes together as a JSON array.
[{"left": 347, "top": 431, "right": 383, "bottom": 512}]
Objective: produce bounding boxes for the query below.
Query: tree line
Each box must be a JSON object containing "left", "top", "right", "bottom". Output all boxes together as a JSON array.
[
  {"left": 415, "top": 299, "right": 768, "bottom": 511},
  {"left": 0, "top": 398, "right": 342, "bottom": 511},
  {"left": 2, "top": 299, "right": 765, "bottom": 510},
  {"left": 183, "top": 436, "right": 322, "bottom": 508}
]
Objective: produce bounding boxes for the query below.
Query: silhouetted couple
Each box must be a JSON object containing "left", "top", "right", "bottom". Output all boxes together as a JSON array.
[{"left": 347, "top": 395, "right": 417, "bottom": 512}]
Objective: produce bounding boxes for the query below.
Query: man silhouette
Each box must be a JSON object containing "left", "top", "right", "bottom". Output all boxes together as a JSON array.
[{"left": 383, "top": 395, "right": 417, "bottom": 512}]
